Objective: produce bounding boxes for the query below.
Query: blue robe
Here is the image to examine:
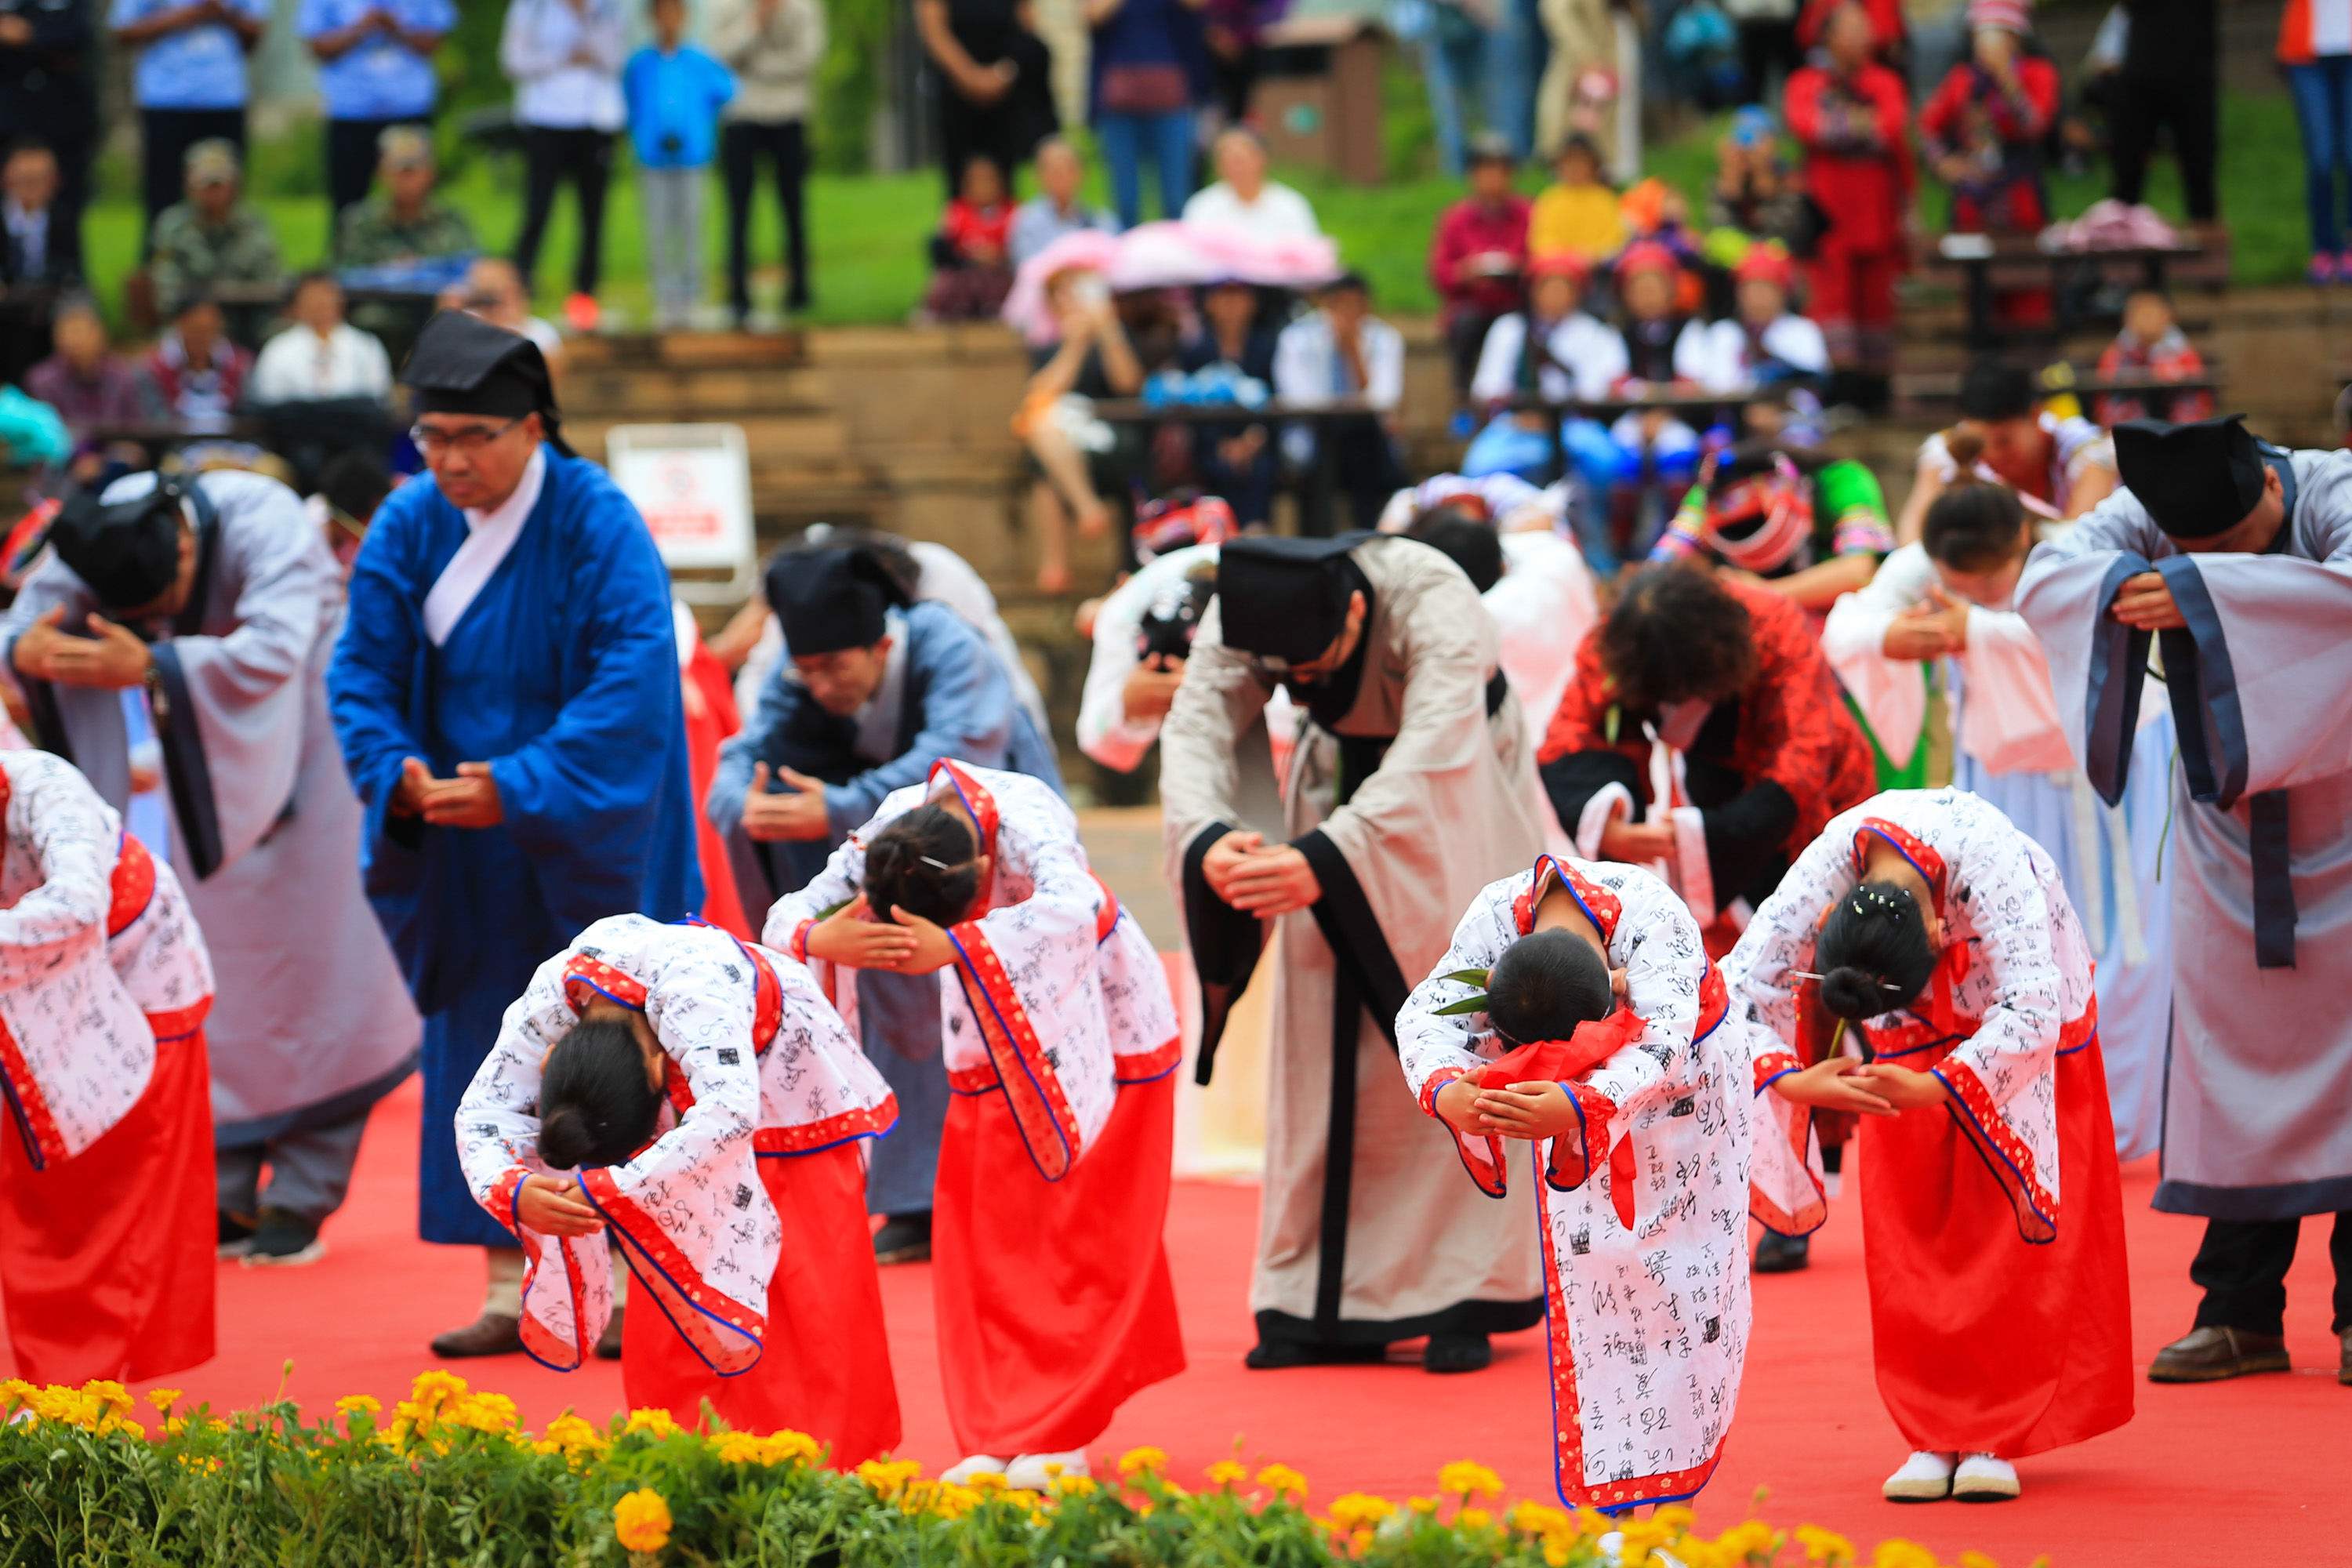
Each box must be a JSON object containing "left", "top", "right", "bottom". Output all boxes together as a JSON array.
[
  {"left": 328, "top": 447, "right": 701, "bottom": 1247},
  {"left": 710, "top": 598, "right": 1062, "bottom": 1216}
]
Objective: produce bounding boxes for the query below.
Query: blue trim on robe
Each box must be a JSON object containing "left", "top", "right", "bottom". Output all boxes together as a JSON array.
[{"left": 2079, "top": 552, "right": 2154, "bottom": 808}]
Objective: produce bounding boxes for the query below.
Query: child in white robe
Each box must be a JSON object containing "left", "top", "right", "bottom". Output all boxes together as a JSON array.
[
  {"left": 455, "top": 914, "right": 901, "bottom": 1465},
  {"left": 1399, "top": 852, "right": 1752, "bottom": 1514}
]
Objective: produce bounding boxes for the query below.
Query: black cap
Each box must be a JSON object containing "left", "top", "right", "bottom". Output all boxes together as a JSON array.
[
  {"left": 2113, "top": 415, "right": 2267, "bottom": 539},
  {"left": 765, "top": 545, "right": 913, "bottom": 655},
  {"left": 399, "top": 310, "right": 572, "bottom": 456},
  {"left": 1215, "top": 535, "right": 1361, "bottom": 664},
  {"left": 48, "top": 485, "right": 185, "bottom": 609}
]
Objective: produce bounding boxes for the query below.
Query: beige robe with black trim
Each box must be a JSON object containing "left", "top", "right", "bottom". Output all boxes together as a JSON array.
[{"left": 1160, "top": 535, "right": 1547, "bottom": 1345}]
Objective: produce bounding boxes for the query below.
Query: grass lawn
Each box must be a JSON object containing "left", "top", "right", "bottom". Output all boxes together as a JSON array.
[{"left": 77, "top": 87, "right": 2306, "bottom": 332}]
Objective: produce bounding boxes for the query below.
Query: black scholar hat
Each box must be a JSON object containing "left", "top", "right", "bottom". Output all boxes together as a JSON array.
[
  {"left": 48, "top": 485, "right": 185, "bottom": 610},
  {"left": 1215, "top": 534, "right": 1363, "bottom": 665},
  {"left": 2113, "top": 414, "right": 2267, "bottom": 539},
  {"left": 400, "top": 310, "right": 572, "bottom": 456},
  {"left": 766, "top": 545, "right": 914, "bottom": 656}
]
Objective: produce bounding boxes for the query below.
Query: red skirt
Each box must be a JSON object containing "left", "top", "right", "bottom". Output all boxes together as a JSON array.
[
  {"left": 1860, "top": 1038, "right": 2134, "bottom": 1457},
  {"left": 0, "top": 1019, "right": 216, "bottom": 1385},
  {"left": 935, "top": 1073, "right": 1186, "bottom": 1457},
  {"left": 622, "top": 1141, "right": 901, "bottom": 1467}
]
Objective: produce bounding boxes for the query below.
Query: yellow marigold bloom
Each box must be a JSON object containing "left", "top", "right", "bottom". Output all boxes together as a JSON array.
[
  {"left": 1958, "top": 1554, "right": 2000, "bottom": 1568},
  {"left": 407, "top": 1370, "right": 470, "bottom": 1416},
  {"left": 334, "top": 1395, "right": 382, "bottom": 1418},
  {"left": 82, "top": 1380, "right": 132, "bottom": 1418},
  {"left": 613, "top": 1486, "right": 673, "bottom": 1553},
  {"left": 1796, "top": 1525, "right": 1857, "bottom": 1565},
  {"left": 542, "top": 1414, "right": 607, "bottom": 1454},
  {"left": 1508, "top": 1501, "right": 1572, "bottom": 1537},
  {"left": 857, "top": 1457, "right": 923, "bottom": 1497},
  {"left": 1327, "top": 1493, "right": 1396, "bottom": 1531},
  {"left": 1407, "top": 1496, "right": 1439, "bottom": 1515},
  {"left": 0, "top": 1378, "right": 34, "bottom": 1410},
  {"left": 931, "top": 1483, "right": 982, "bottom": 1520},
  {"left": 1460, "top": 1507, "right": 1494, "bottom": 1532},
  {"left": 1655, "top": 1504, "right": 1696, "bottom": 1533},
  {"left": 763, "top": 1429, "right": 822, "bottom": 1465},
  {"left": 1439, "top": 1460, "right": 1504, "bottom": 1500},
  {"left": 622, "top": 1407, "right": 680, "bottom": 1441},
  {"left": 1055, "top": 1474, "right": 1098, "bottom": 1497},
  {"left": 963, "top": 1469, "right": 1008, "bottom": 1494},
  {"left": 1204, "top": 1460, "right": 1247, "bottom": 1489},
  {"left": 1715, "top": 1520, "right": 1781, "bottom": 1562},
  {"left": 713, "top": 1432, "right": 767, "bottom": 1465},
  {"left": 1255, "top": 1462, "right": 1308, "bottom": 1499},
  {"left": 1871, "top": 1541, "right": 1938, "bottom": 1568},
  {"left": 146, "top": 1388, "right": 183, "bottom": 1414},
  {"left": 1576, "top": 1507, "right": 1615, "bottom": 1537},
  {"left": 1544, "top": 1541, "right": 1572, "bottom": 1568},
  {"left": 1004, "top": 1488, "right": 1043, "bottom": 1511},
  {"left": 1117, "top": 1446, "right": 1168, "bottom": 1480},
  {"left": 175, "top": 1454, "right": 223, "bottom": 1474}
]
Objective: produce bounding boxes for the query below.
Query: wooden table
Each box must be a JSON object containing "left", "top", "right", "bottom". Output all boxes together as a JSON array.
[{"left": 1931, "top": 234, "right": 2213, "bottom": 348}]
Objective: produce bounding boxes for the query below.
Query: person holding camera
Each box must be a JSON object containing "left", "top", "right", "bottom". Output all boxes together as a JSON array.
[
  {"left": 1075, "top": 501, "right": 1236, "bottom": 775},
  {"left": 624, "top": 0, "right": 735, "bottom": 331}
]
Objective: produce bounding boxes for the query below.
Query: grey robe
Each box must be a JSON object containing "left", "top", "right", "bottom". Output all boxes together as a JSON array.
[
  {"left": 2016, "top": 445, "right": 2352, "bottom": 1219},
  {"left": 1160, "top": 534, "right": 1547, "bottom": 1345},
  {"left": 3, "top": 470, "right": 419, "bottom": 1145}
]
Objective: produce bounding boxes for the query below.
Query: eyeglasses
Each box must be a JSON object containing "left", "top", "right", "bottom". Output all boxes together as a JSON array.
[{"left": 408, "top": 416, "right": 526, "bottom": 456}]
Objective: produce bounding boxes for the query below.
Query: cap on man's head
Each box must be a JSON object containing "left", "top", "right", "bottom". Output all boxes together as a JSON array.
[
  {"left": 401, "top": 310, "right": 571, "bottom": 452},
  {"left": 48, "top": 485, "right": 185, "bottom": 609},
  {"left": 185, "top": 139, "right": 240, "bottom": 187},
  {"left": 765, "top": 545, "right": 914, "bottom": 655},
  {"left": 378, "top": 125, "right": 434, "bottom": 169},
  {"left": 1214, "top": 534, "right": 1361, "bottom": 664},
  {"left": 2113, "top": 415, "right": 2268, "bottom": 539}
]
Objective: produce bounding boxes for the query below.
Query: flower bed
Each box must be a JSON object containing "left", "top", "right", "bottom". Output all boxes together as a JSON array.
[{"left": 1, "top": 1374, "right": 2013, "bottom": 1568}]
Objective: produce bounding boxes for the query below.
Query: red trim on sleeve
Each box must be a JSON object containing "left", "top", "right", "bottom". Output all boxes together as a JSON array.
[
  {"left": 105, "top": 836, "right": 158, "bottom": 938},
  {"left": 945, "top": 921, "right": 1083, "bottom": 1181},
  {"left": 580, "top": 1166, "right": 766, "bottom": 1374}
]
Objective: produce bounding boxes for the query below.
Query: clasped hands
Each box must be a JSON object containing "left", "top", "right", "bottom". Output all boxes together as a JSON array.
[
  {"left": 13, "top": 607, "right": 153, "bottom": 689},
  {"left": 516, "top": 1174, "right": 601, "bottom": 1238},
  {"left": 393, "top": 757, "right": 503, "bottom": 828},
  {"left": 741, "top": 761, "right": 832, "bottom": 843},
  {"left": 1202, "top": 829, "right": 1321, "bottom": 919},
  {"left": 1767, "top": 1056, "right": 1947, "bottom": 1116},
  {"left": 2107, "top": 571, "right": 2186, "bottom": 631}
]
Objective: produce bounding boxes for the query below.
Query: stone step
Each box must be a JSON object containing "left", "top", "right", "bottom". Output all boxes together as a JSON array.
[
  {"left": 566, "top": 412, "right": 855, "bottom": 463},
  {"left": 564, "top": 331, "right": 810, "bottom": 369},
  {"left": 561, "top": 365, "right": 833, "bottom": 418}
]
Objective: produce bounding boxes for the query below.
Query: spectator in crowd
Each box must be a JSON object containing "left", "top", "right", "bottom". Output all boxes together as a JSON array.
[
  {"left": 249, "top": 271, "right": 394, "bottom": 405},
  {"left": 922, "top": 154, "right": 1017, "bottom": 322},
  {"left": 335, "top": 126, "right": 478, "bottom": 268},
  {"left": 1536, "top": 0, "right": 1622, "bottom": 174},
  {"left": 0, "top": 1, "right": 98, "bottom": 258},
  {"left": 1202, "top": 0, "right": 1283, "bottom": 132},
  {"left": 1613, "top": 239, "right": 1697, "bottom": 387},
  {"left": 440, "top": 256, "right": 565, "bottom": 368},
  {"left": 1676, "top": 241, "right": 1828, "bottom": 392},
  {"left": 2281, "top": 0, "right": 2352, "bottom": 283},
  {"left": 24, "top": 296, "right": 158, "bottom": 439},
  {"left": 1795, "top": 0, "right": 1900, "bottom": 61},
  {"left": 1921, "top": 0, "right": 2057, "bottom": 326},
  {"left": 624, "top": 0, "right": 735, "bottom": 332},
  {"left": 1708, "top": 107, "right": 1812, "bottom": 252},
  {"left": 149, "top": 139, "right": 285, "bottom": 323},
  {"left": 916, "top": 0, "right": 1058, "bottom": 201},
  {"left": 1527, "top": 132, "right": 1624, "bottom": 263},
  {"left": 1087, "top": 0, "right": 1210, "bottom": 229},
  {"left": 1893, "top": 358, "right": 2118, "bottom": 543},
  {"left": 1183, "top": 127, "right": 1319, "bottom": 242},
  {"left": 1785, "top": 0, "right": 1911, "bottom": 397},
  {"left": 1429, "top": 132, "right": 1530, "bottom": 412},
  {"left": 1178, "top": 277, "right": 1279, "bottom": 526},
  {"left": 296, "top": 0, "right": 456, "bottom": 220},
  {"left": 1010, "top": 138, "right": 1120, "bottom": 269},
  {"left": 110, "top": 0, "right": 268, "bottom": 238},
  {"left": 2092, "top": 287, "right": 2212, "bottom": 424},
  {"left": 1463, "top": 253, "right": 1624, "bottom": 524},
  {"left": 1402, "top": 0, "right": 1496, "bottom": 183},
  {"left": 3, "top": 141, "right": 79, "bottom": 289},
  {"left": 1013, "top": 267, "right": 1143, "bottom": 590},
  {"left": 143, "top": 293, "right": 251, "bottom": 426},
  {"left": 713, "top": 0, "right": 826, "bottom": 325},
  {"left": 502, "top": 0, "right": 626, "bottom": 333},
  {"left": 1272, "top": 270, "right": 1404, "bottom": 530},
  {"left": 2109, "top": 0, "right": 2217, "bottom": 229}
]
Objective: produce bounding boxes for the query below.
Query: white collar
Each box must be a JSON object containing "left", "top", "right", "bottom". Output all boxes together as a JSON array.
[
  {"left": 424, "top": 447, "right": 550, "bottom": 645},
  {"left": 463, "top": 445, "right": 548, "bottom": 535}
]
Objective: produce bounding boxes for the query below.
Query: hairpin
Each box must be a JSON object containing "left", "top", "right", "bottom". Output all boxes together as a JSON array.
[{"left": 920, "top": 855, "right": 952, "bottom": 871}]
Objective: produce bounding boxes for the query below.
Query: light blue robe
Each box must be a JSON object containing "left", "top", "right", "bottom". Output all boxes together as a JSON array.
[{"left": 328, "top": 446, "right": 701, "bottom": 1247}]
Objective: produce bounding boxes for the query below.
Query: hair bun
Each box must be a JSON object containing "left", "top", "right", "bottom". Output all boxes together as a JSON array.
[
  {"left": 1818, "top": 965, "right": 1889, "bottom": 1022},
  {"left": 538, "top": 1106, "right": 594, "bottom": 1172}
]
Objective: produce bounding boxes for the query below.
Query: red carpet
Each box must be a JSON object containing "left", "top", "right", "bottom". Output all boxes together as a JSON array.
[{"left": 10, "top": 1075, "right": 2348, "bottom": 1566}]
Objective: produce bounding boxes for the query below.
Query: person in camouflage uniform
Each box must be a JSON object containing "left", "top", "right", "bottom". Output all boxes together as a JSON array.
[
  {"left": 149, "top": 140, "right": 284, "bottom": 324},
  {"left": 334, "top": 127, "right": 478, "bottom": 268}
]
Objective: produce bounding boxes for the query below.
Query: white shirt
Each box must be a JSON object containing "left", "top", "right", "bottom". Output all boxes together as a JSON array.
[
  {"left": 423, "top": 446, "right": 547, "bottom": 646},
  {"left": 500, "top": 0, "right": 627, "bottom": 132},
  {"left": 1468, "top": 310, "right": 1627, "bottom": 406},
  {"left": 249, "top": 321, "right": 394, "bottom": 405},
  {"left": 1076, "top": 543, "right": 1218, "bottom": 772},
  {"left": 1181, "top": 180, "right": 1321, "bottom": 245},
  {"left": 1272, "top": 311, "right": 1404, "bottom": 411},
  {"left": 1679, "top": 313, "right": 1830, "bottom": 392}
]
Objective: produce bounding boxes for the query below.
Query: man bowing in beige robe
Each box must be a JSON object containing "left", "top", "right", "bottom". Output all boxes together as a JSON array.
[{"left": 1160, "top": 533, "right": 1547, "bottom": 1374}]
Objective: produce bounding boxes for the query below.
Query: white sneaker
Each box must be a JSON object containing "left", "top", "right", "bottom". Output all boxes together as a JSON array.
[
  {"left": 1005, "top": 1450, "right": 1088, "bottom": 1490},
  {"left": 940, "top": 1454, "right": 1007, "bottom": 1486},
  {"left": 1882, "top": 1450, "right": 1957, "bottom": 1501},
  {"left": 1951, "top": 1452, "right": 2020, "bottom": 1501}
]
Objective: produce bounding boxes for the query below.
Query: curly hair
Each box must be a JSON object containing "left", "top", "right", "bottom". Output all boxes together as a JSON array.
[
  {"left": 862, "top": 805, "right": 982, "bottom": 927},
  {"left": 1598, "top": 564, "right": 1758, "bottom": 711}
]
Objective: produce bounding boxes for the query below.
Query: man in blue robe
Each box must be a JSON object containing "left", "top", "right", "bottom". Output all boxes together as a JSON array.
[
  {"left": 328, "top": 311, "right": 699, "bottom": 1357},
  {"left": 709, "top": 543, "right": 1061, "bottom": 1263}
]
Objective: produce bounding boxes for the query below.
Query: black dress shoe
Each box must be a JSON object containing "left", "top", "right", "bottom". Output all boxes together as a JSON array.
[
  {"left": 873, "top": 1213, "right": 932, "bottom": 1265},
  {"left": 2147, "top": 1325, "right": 2291, "bottom": 1383},
  {"left": 217, "top": 1210, "right": 257, "bottom": 1259},
  {"left": 1423, "top": 1331, "right": 1493, "bottom": 1374},
  {"left": 595, "top": 1306, "right": 626, "bottom": 1360},
  {"left": 429, "top": 1312, "right": 524, "bottom": 1359},
  {"left": 1755, "top": 1230, "right": 1811, "bottom": 1273},
  {"left": 1244, "top": 1338, "right": 1387, "bottom": 1370}
]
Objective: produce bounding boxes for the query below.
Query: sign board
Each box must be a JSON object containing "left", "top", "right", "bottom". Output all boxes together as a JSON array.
[{"left": 604, "top": 423, "right": 757, "bottom": 604}]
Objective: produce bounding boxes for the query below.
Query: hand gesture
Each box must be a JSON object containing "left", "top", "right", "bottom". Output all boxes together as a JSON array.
[
  {"left": 1599, "top": 811, "right": 1677, "bottom": 868},
  {"left": 1433, "top": 1076, "right": 1498, "bottom": 1138},
  {"left": 2109, "top": 570, "right": 2185, "bottom": 631},
  {"left": 742, "top": 761, "right": 832, "bottom": 842},
  {"left": 10, "top": 606, "right": 70, "bottom": 680},
  {"left": 1200, "top": 829, "right": 1265, "bottom": 903},
  {"left": 886, "top": 906, "right": 962, "bottom": 975},
  {"left": 39, "top": 615, "right": 153, "bottom": 690},
  {"left": 1882, "top": 602, "right": 1955, "bottom": 661},
  {"left": 421, "top": 761, "right": 504, "bottom": 827},
  {"left": 1473, "top": 1080, "right": 1579, "bottom": 1142},
  {"left": 804, "top": 894, "right": 919, "bottom": 970},
  {"left": 516, "top": 1174, "right": 603, "bottom": 1236},
  {"left": 1768, "top": 1057, "right": 1896, "bottom": 1116},
  {"left": 1121, "top": 655, "right": 1185, "bottom": 724},
  {"left": 1847, "top": 1062, "right": 1949, "bottom": 1110},
  {"left": 1221, "top": 843, "right": 1321, "bottom": 917},
  {"left": 392, "top": 756, "right": 435, "bottom": 818}
]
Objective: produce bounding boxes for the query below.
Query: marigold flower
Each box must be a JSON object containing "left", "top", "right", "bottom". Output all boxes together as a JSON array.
[
  {"left": 1958, "top": 1554, "right": 2000, "bottom": 1568},
  {"left": 1460, "top": 1507, "right": 1494, "bottom": 1532},
  {"left": 761, "top": 1429, "right": 822, "bottom": 1465},
  {"left": 1327, "top": 1493, "right": 1396, "bottom": 1531},
  {"left": 857, "top": 1457, "right": 923, "bottom": 1497},
  {"left": 1117, "top": 1445, "right": 1168, "bottom": 1479},
  {"left": 1055, "top": 1474, "right": 1098, "bottom": 1497},
  {"left": 406, "top": 1370, "right": 469, "bottom": 1417},
  {"left": 146, "top": 1388, "right": 183, "bottom": 1414},
  {"left": 1715, "top": 1520, "right": 1781, "bottom": 1562},
  {"left": 613, "top": 1486, "right": 673, "bottom": 1552},
  {"left": 1406, "top": 1496, "right": 1439, "bottom": 1515},
  {"left": 964, "top": 1469, "right": 1009, "bottom": 1494},
  {"left": 1255, "top": 1462, "right": 1308, "bottom": 1499},
  {"left": 1871, "top": 1541, "right": 1939, "bottom": 1568},
  {"left": 1796, "top": 1525, "right": 1857, "bottom": 1565},
  {"left": 1439, "top": 1459, "right": 1504, "bottom": 1500},
  {"left": 335, "top": 1395, "right": 382, "bottom": 1418},
  {"left": 82, "top": 1381, "right": 133, "bottom": 1419},
  {"left": 622, "top": 1407, "right": 680, "bottom": 1441},
  {"left": 1508, "top": 1501, "right": 1572, "bottom": 1537},
  {"left": 1204, "top": 1460, "right": 1247, "bottom": 1489}
]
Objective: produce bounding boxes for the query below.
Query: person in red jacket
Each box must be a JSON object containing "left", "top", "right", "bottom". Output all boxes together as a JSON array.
[
  {"left": 1921, "top": 0, "right": 2059, "bottom": 327},
  {"left": 1785, "top": 2, "right": 1913, "bottom": 395},
  {"left": 1428, "top": 132, "right": 1533, "bottom": 416}
]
